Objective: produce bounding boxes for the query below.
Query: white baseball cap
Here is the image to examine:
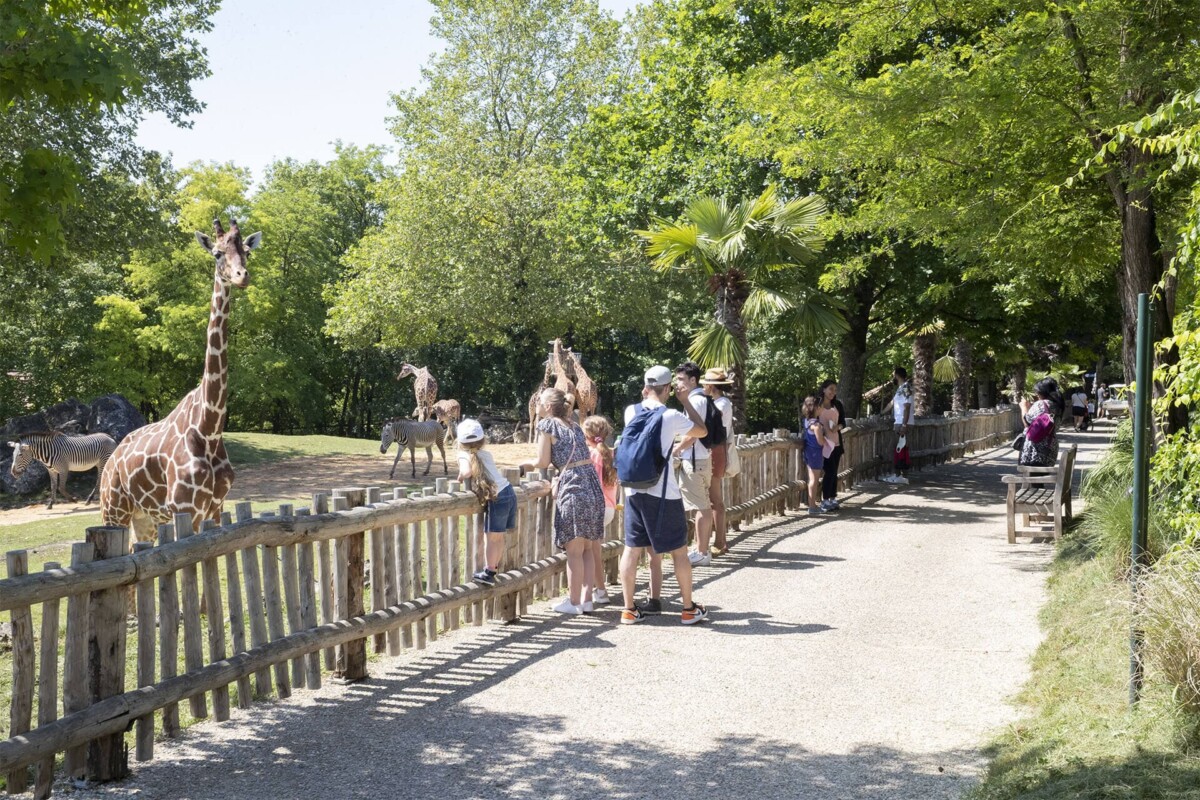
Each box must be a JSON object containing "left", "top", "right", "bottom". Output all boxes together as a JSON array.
[
  {"left": 457, "top": 418, "right": 485, "bottom": 443},
  {"left": 644, "top": 365, "right": 673, "bottom": 387}
]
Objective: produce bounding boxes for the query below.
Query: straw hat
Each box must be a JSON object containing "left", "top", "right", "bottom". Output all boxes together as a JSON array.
[{"left": 699, "top": 368, "right": 733, "bottom": 386}]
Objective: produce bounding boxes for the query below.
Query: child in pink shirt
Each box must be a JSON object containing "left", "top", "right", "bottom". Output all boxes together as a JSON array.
[{"left": 584, "top": 415, "right": 618, "bottom": 605}]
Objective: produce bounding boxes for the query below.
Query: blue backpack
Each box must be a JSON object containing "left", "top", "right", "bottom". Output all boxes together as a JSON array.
[{"left": 616, "top": 405, "right": 668, "bottom": 491}]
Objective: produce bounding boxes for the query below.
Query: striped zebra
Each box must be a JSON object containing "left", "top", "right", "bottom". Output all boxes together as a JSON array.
[
  {"left": 380, "top": 418, "right": 451, "bottom": 479},
  {"left": 7, "top": 432, "right": 117, "bottom": 509}
]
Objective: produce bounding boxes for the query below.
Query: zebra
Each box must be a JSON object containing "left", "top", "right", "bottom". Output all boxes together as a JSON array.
[
  {"left": 7, "top": 431, "right": 118, "bottom": 509},
  {"left": 380, "top": 418, "right": 452, "bottom": 479}
]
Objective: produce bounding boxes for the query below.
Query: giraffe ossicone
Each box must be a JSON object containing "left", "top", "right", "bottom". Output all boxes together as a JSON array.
[{"left": 100, "top": 218, "right": 262, "bottom": 543}]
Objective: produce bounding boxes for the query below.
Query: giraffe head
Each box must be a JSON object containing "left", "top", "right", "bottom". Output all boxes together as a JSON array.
[
  {"left": 397, "top": 363, "right": 416, "bottom": 380},
  {"left": 194, "top": 218, "right": 261, "bottom": 289}
]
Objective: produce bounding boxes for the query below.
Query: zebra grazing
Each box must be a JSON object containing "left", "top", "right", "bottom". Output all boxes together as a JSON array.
[
  {"left": 8, "top": 432, "right": 118, "bottom": 509},
  {"left": 380, "top": 419, "right": 451, "bottom": 479}
]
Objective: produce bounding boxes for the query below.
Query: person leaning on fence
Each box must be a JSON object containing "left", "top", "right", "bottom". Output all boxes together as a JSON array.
[
  {"left": 882, "top": 366, "right": 913, "bottom": 485},
  {"left": 520, "top": 388, "right": 607, "bottom": 615},
  {"left": 802, "top": 395, "right": 828, "bottom": 515},
  {"left": 617, "top": 365, "right": 710, "bottom": 625},
  {"left": 583, "top": 414, "right": 618, "bottom": 606},
  {"left": 458, "top": 419, "right": 526, "bottom": 586}
]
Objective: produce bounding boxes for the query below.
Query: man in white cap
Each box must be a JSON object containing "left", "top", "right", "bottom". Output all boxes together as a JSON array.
[{"left": 618, "top": 365, "right": 711, "bottom": 625}]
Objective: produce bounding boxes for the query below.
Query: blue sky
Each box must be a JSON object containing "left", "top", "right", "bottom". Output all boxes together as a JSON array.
[{"left": 136, "top": 0, "right": 641, "bottom": 179}]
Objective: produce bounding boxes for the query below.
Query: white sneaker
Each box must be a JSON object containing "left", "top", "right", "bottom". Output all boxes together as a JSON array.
[
  {"left": 691, "top": 552, "right": 711, "bottom": 567},
  {"left": 881, "top": 475, "right": 909, "bottom": 485},
  {"left": 552, "top": 599, "right": 582, "bottom": 615},
  {"left": 687, "top": 549, "right": 707, "bottom": 565},
  {"left": 581, "top": 601, "right": 594, "bottom": 613},
  {"left": 592, "top": 588, "right": 610, "bottom": 605},
  {"left": 893, "top": 475, "right": 909, "bottom": 484}
]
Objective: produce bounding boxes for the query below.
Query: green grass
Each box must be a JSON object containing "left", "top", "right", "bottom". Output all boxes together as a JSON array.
[
  {"left": 970, "top": 540, "right": 1200, "bottom": 799},
  {"left": 222, "top": 431, "right": 382, "bottom": 466}
]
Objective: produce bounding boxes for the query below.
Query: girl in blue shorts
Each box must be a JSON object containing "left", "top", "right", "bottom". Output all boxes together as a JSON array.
[
  {"left": 802, "top": 395, "right": 827, "bottom": 516},
  {"left": 456, "top": 418, "right": 516, "bottom": 585}
]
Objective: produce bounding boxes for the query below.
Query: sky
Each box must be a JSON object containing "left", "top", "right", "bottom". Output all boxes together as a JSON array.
[{"left": 135, "top": 0, "right": 641, "bottom": 179}]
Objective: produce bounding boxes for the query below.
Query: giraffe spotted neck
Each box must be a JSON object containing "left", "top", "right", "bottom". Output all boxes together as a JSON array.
[{"left": 197, "top": 274, "right": 232, "bottom": 438}]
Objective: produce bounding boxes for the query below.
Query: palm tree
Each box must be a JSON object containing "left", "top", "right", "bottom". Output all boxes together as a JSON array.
[
  {"left": 636, "top": 185, "right": 835, "bottom": 431},
  {"left": 913, "top": 332, "right": 938, "bottom": 418}
]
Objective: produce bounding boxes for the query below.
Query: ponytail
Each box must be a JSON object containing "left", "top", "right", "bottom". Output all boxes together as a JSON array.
[
  {"left": 583, "top": 415, "right": 616, "bottom": 487},
  {"left": 459, "top": 440, "right": 497, "bottom": 503}
]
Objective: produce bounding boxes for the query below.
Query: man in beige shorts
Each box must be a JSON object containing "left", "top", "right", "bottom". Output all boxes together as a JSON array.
[{"left": 673, "top": 361, "right": 714, "bottom": 567}]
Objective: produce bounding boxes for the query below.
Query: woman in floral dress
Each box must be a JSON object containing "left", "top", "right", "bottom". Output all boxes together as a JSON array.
[
  {"left": 1019, "top": 377, "right": 1064, "bottom": 467},
  {"left": 520, "top": 388, "right": 606, "bottom": 615}
]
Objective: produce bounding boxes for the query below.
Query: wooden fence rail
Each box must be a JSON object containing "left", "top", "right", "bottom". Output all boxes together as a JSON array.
[{"left": 1, "top": 408, "right": 1018, "bottom": 795}]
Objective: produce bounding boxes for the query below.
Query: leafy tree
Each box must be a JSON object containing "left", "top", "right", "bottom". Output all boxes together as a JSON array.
[
  {"left": 1, "top": 0, "right": 216, "bottom": 262},
  {"left": 737, "top": 0, "right": 1200, "bottom": 399},
  {"left": 327, "top": 0, "right": 636, "bottom": 360},
  {"left": 637, "top": 184, "right": 830, "bottom": 428}
]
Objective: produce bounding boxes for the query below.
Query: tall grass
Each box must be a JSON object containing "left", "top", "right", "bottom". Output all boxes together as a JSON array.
[{"left": 1141, "top": 549, "right": 1200, "bottom": 725}]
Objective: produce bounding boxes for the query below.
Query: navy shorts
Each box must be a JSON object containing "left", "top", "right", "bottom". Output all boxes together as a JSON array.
[
  {"left": 485, "top": 485, "right": 517, "bottom": 533},
  {"left": 624, "top": 493, "right": 687, "bottom": 554}
]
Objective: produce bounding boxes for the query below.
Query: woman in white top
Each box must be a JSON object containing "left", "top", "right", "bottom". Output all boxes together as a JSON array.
[{"left": 701, "top": 368, "right": 735, "bottom": 557}]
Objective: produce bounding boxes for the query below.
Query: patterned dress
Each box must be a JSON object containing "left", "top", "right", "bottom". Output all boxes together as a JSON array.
[
  {"left": 536, "top": 417, "right": 606, "bottom": 549},
  {"left": 1020, "top": 398, "right": 1059, "bottom": 467}
]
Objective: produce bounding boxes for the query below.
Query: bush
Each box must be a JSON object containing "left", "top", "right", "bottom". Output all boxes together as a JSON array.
[{"left": 1141, "top": 549, "right": 1200, "bottom": 722}]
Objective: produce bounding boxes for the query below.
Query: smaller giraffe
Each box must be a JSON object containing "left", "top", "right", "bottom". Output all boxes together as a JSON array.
[
  {"left": 567, "top": 348, "right": 597, "bottom": 421},
  {"left": 397, "top": 363, "right": 438, "bottom": 421},
  {"left": 431, "top": 399, "right": 461, "bottom": 428}
]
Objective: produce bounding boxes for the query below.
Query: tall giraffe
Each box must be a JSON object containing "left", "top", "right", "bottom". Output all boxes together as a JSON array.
[
  {"left": 549, "top": 338, "right": 576, "bottom": 417},
  {"left": 567, "top": 348, "right": 597, "bottom": 421},
  {"left": 397, "top": 363, "right": 438, "bottom": 421},
  {"left": 101, "top": 219, "right": 261, "bottom": 541}
]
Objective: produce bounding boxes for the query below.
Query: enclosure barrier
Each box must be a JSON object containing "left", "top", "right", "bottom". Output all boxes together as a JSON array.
[{"left": 0, "top": 408, "right": 1018, "bottom": 795}]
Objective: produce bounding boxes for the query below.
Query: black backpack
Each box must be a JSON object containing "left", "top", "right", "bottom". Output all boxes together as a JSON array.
[{"left": 698, "top": 396, "right": 727, "bottom": 449}]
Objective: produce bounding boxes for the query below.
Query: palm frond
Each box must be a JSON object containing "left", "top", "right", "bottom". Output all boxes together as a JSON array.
[
  {"left": 915, "top": 319, "right": 945, "bottom": 336},
  {"left": 770, "top": 194, "right": 828, "bottom": 232},
  {"left": 688, "top": 319, "right": 747, "bottom": 368},
  {"left": 684, "top": 196, "right": 736, "bottom": 242},
  {"left": 743, "top": 287, "right": 795, "bottom": 321},
  {"left": 778, "top": 291, "right": 850, "bottom": 340},
  {"left": 635, "top": 223, "right": 712, "bottom": 273},
  {"left": 934, "top": 353, "right": 960, "bottom": 383}
]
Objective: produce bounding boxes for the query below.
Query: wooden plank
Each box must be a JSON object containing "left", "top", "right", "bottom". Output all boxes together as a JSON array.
[
  {"left": 409, "top": 498, "right": 426, "bottom": 649},
  {"left": 84, "top": 526, "right": 129, "bottom": 782},
  {"left": 436, "top": 478, "right": 452, "bottom": 631},
  {"left": 6, "top": 551, "right": 34, "bottom": 794},
  {"left": 199, "top": 519, "right": 230, "bottom": 721},
  {"left": 383, "top": 488, "right": 402, "bottom": 655},
  {"left": 449, "top": 482, "right": 463, "bottom": 631},
  {"left": 423, "top": 487, "right": 439, "bottom": 643},
  {"left": 223, "top": 544, "right": 252, "bottom": 710},
  {"left": 296, "top": 510, "right": 322, "bottom": 690},
  {"left": 236, "top": 503, "right": 271, "bottom": 699},
  {"left": 62, "top": 542, "right": 94, "bottom": 779},
  {"left": 276, "top": 503, "right": 304, "bottom": 690},
  {"left": 338, "top": 489, "right": 368, "bottom": 682},
  {"left": 396, "top": 508, "right": 415, "bottom": 649},
  {"left": 312, "top": 493, "right": 335, "bottom": 671},
  {"left": 260, "top": 537, "right": 290, "bottom": 699},
  {"left": 365, "top": 487, "right": 387, "bottom": 655},
  {"left": 498, "top": 469, "right": 522, "bottom": 622},
  {"left": 134, "top": 543, "right": 156, "bottom": 761},
  {"left": 174, "top": 514, "right": 207, "bottom": 721},
  {"left": 33, "top": 561, "right": 61, "bottom": 800},
  {"left": 154, "top": 522, "right": 180, "bottom": 739}
]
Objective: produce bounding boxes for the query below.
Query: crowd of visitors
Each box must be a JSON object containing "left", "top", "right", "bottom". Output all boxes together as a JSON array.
[{"left": 456, "top": 354, "right": 1086, "bottom": 626}]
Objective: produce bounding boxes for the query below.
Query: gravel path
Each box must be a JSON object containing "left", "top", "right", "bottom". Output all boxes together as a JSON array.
[{"left": 57, "top": 428, "right": 1111, "bottom": 800}]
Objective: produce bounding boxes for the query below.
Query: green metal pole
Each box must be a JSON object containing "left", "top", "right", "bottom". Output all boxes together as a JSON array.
[{"left": 1130, "top": 292, "right": 1153, "bottom": 706}]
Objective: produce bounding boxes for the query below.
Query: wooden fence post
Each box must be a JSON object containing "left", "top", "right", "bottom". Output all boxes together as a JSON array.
[
  {"left": 33, "top": 559, "right": 62, "bottom": 800},
  {"left": 5, "top": 551, "right": 34, "bottom": 794},
  {"left": 85, "top": 525, "right": 130, "bottom": 783},
  {"left": 497, "top": 468, "right": 523, "bottom": 623},
  {"left": 332, "top": 488, "right": 368, "bottom": 683},
  {"left": 133, "top": 543, "right": 156, "bottom": 763},
  {"left": 63, "top": 542, "right": 95, "bottom": 779}
]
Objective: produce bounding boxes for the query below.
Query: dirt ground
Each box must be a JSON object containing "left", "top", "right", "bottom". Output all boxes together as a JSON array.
[{"left": 0, "top": 442, "right": 540, "bottom": 526}]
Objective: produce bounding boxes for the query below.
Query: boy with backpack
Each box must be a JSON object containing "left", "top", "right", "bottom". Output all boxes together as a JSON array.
[
  {"left": 673, "top": 361, "right": 726, "bottom": 567},
  {"left": 616, "top": 365, "right": 711, "bottom": 625}
]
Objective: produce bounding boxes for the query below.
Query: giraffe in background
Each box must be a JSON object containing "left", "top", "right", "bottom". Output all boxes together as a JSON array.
[
  {"left": 101, "top": 219, "right": 261, "bottom": 541},
  {"left": 549, "top": 338, "right": 576, "bottom": 418},
  {"left": 568, "top": 347, "right": 597, "bottom": 421},
  {"left": 397, "top": 363, "right": 438, "bottom": 421}
]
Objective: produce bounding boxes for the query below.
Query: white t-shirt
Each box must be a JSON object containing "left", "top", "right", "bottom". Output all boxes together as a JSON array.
[
  {"left": 1071, "top": 392, "right": 1087, "bottom": 409},
  {"left": 683, "top": 388, "right": 712, "bottom": 460},
  {"left": 714, "top": 395, "right": 733, "bottom": 442},
  {"left": 623, "top": 401, "right": 695, "bottom": 500},
  {"left": 457, "top": 449, "right": 510, "bottom": 493},
  {"left": 893, "top": 383, "right": 913, "bottom": 426}
]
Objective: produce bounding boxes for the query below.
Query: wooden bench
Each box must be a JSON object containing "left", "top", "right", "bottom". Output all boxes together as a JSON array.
[{"left": 1002, "top": 443, "right": 1078, "bottom": 542}]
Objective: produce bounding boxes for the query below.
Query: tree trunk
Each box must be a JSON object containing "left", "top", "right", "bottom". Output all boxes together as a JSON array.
[
  {"left": 952, "top": 337, "right": 972, "bottom": 415},
  {"left": 838, "top": 274, "right": 875, "bottom": 419},
  {"left": 1010, "top": 363, "right": 1026, "bottom": 404},
  {"left": 912, "top": 333, "right": 937, "bottom": 418},
  {"left": 716, "top": 282, "right": 749, "bottom": 434}
]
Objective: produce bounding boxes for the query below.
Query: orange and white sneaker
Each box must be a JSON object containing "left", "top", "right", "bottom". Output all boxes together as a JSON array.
[
  {"left": 680, "top": 604, "right": 709, "bottom": 625},
  {"left": 620, "top": 607, "right": 646, "bottom": 625}
]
